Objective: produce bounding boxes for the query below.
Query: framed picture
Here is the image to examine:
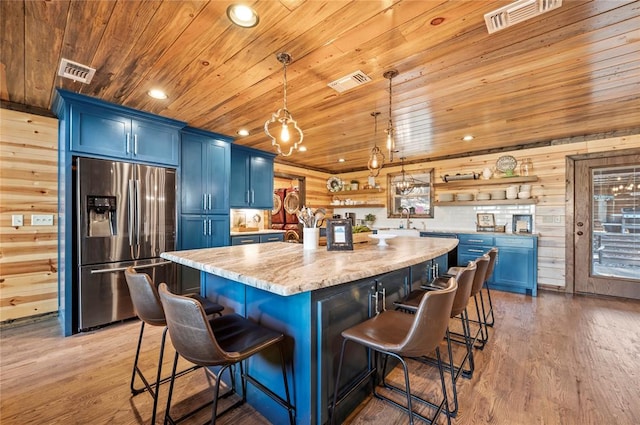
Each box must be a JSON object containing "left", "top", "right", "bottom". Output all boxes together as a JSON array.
[
  {"left": 513, "top": 214, "right": 533, "bottom": 233},
  {"left": 326, "top": 219, "right": 353, "bottom": 251},
  {"left": 477, "top": 213, "right": 495, "bottom": 228}
]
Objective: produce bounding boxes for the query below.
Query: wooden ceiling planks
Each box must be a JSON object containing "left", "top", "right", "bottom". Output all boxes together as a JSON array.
[{"left": 1, "top": 0, "right": 638, "bottom": 173}]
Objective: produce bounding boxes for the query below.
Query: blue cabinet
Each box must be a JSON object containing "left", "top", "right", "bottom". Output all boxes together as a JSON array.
[
  {"left": 62, "top": 90, "right": 183, "bottom": 166},
  {"left": 180, "top": 128, "right": 231, "bottom": 215},
  {"left": 230, "top": 145, "right": 275, "bottom": 209},
  {"left": 456, "top": 233, "right": 538, "bottom": 296},
  {"left": 179, "top": 128, "right": 232, "bottom": 250},
  {"left": 179, "top": 215, "right": 230, "bottom": 249},
  {"left": 231, "top": 233, "right": 285, "bottom": 245}
]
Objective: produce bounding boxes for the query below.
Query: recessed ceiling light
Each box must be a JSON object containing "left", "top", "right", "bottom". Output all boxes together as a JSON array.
[
  {"left": 462, "top": 135, "right": 474, "bottom": 141},
  {"left": 226, "top": 4, "right": 259, "bottom": 28},
  {"left": 298, "top": 146, "right": 307, "bottom": 152},
  {"left": 338, "top": 158, "right": 345, "bottom": 163},
  {"left": 148, "top": 89, "right": 167, "bottom": 100},
  {"left": 237, "top": 129, "right": 250, "bottom": 137}
]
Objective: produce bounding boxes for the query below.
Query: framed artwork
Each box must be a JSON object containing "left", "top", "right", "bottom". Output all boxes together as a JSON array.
[
  {"left": 477, "top": 213, "right": 496, "bottom": 232},
  {"left": 513, "top": 214, "right": 533, "bottom": 233},
  {"left": 326, "top": 219, "right": 353, "bottom": 251}
]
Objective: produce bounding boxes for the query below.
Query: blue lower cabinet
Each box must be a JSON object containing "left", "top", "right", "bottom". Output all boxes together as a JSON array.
[
  {"left": 231, "top": 233, "right": 284, "bottom": 245},
  {"left": 456, "top": 233, "right": 537, "bottom": 296},
  {"left": 179, "top": 215, "right": 230, "bottom": 249}
]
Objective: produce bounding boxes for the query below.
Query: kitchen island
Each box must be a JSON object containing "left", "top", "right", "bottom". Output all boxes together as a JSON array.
[{"left": 161, "top": 236, "right": 458, "bottom": 424}]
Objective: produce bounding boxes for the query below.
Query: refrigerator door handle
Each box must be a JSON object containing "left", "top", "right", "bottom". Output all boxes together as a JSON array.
[
  {"left": 203, "top": 219, "right": 207, "bottom": 236},
  {"left": 128, "top": 180, "right": 135, "bottom": 245},
  {"left": 208, "top": 219, "right": 212, "bottom": 235},
  {"left": 208, "top": 194, "right": 212, "bottom": 210},
  {"left": 203, "top": 193, "right": 207, "bottom": 210},
  {"left": 90, "top": 261, "right": 173, "bottom": 274},
  {"left": 135, "top": 180, "right": 141, "bottom": 258}
]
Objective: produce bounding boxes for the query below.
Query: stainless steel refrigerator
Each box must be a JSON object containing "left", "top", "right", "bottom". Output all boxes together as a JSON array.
[{"left": 74, "top": 157, "right": 176, "bottom": 331}]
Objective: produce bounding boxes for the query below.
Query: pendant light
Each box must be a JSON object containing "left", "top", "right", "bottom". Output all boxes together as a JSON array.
[
  {"left": 395, "top": 157, "right": 414, "bottom": 195},
  {"left": 264, "top": 52, "right": 303, "bottom": 157},
  {"left": 367, "top": 111, "right": 385, "bottom": 177},
  {"left": 383, "top": 69, "right": 398, "bottom": 162}
]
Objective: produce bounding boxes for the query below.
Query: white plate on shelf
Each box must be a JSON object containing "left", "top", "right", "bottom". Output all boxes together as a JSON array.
[{"left": 369, "top": 233, "right": 397, "bottom": 246}]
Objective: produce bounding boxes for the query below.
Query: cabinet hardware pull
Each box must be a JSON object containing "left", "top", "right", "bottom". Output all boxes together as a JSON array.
[
  {"left": 208, "top": 219, "right": 212, "bottom": 235},
  {"left": 469, "top": 248, "right": 484, "bottom": 253},
  {"left": 371, "top": 291, "right": 379, "bottom": 316},
  {"left": 208, "top": 194, "right": 212, "bottom": 209},
  {"left": 203, "top": 220, "right": 207, "bottom": 236},
  {"left": 251, "top": 190, "right": 255, "bottom": 204},
  {"left": 379, "top": 287, "right": 386, "bottom": 311},
  {"left": 468, "top": 239, "right": 484, "bottom": 242},
  {"left": 241, "top": 239, "right": 254, "bottom": 243},
  {"left": 126, "top": 134, "right": 130, "bottom": 154},
  {"left": 134, "top": 134, "right": 138, "bottom": 155},
  {"left": 203, "top": 194, "right": 207, "bottom": 210}
]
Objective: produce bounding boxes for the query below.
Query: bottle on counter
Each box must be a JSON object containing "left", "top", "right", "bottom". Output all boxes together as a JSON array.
[{"left": 520, "top": 158, "right": 533, "bottom": 176}]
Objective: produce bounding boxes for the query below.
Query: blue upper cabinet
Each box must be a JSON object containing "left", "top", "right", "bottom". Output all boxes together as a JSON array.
[
  {"left": 55, "top": 89, "right": 184, "bottom": 166},
  {"left": 180, "top": 128, "right": 231, "bottom": 215},
  {"left": 230, "top": 145, "right": 275, "bottom": 209}
]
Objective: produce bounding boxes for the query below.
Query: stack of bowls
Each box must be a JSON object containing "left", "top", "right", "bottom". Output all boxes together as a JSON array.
[
  {"left": 491, "top": 189, "right": 506, "bottom": 200},
  {"left": 476, "top": 191, "right": 491, "bottom": 201},
  {"left": 506, "top": 185, "right": 518, "bottom": 200},
  {"left": 439, "top": 193, "right": 454, "bottom": 202},
  {"left": 518, "top": 184, "right": 532, "bottom": 199},
  {"left": 456, "top": 193, "right": 474, "bottom": 202}
]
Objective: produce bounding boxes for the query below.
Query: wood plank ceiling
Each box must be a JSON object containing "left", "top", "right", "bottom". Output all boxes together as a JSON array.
[{"left": 1, "top": 0, "right": 639, "bottom": 174}]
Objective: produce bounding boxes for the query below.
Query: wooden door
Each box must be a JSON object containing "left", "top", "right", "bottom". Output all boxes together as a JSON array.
[{"left": 574, "top": 154, "right": 640, "bottom": 298}]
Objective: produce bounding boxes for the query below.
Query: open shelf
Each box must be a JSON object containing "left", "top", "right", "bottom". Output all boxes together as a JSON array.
[
  {"left": 433, "top": 175, "right": 538, "bottom": 189},
  {"left": 331, "top": 203, "right": 385, "bottom": 208},
  {"left": 328, "top": 188, "right": 384, "bottom": 195},
  {"left": 436, "top": 198, "right": 537, "bottom": 206}
]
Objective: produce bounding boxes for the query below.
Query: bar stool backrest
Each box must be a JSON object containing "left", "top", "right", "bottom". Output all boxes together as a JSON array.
[
  {"left": 470, "top": 255, "right": 490, "bottom": 297},
  {"left": 124, "top": 267, "right": 166, "bottom": 326},
  {"left": 450, "top": 262, "right": 476, "bottom": 318},
  {"left": 485, "top": 248, "right": 499, "bottom": 282},
  {"left": 399, "top": 277, "right": 457, "bottom": 358},
  {"left": 158, "top": 283, "right": 231, "bottom": 367}
]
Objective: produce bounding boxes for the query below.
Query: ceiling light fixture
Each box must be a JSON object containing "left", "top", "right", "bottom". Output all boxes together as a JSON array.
[
  {"left": 367, "top": 111, "right": 385, "bottom": 177},
  {"left": 147, "top": 89, "right": 167, "bottom": 99},
  {"left": 462, "top": 135, "right": 474, "bottom": 141},
  {"left": 383, "top": 69, "right": 399, "bottom": 162},
  {"left": 395, "top": 157, "right": 414, "bottom": 195},
  {"left": 237, "top": 129, "right": 250, "bottom": 137},
  {"left": 226, "top": 4, "right": 259, "bottom": 28},
  {"left": 264, "top": 52, "right": 304, "bottom": 157}
]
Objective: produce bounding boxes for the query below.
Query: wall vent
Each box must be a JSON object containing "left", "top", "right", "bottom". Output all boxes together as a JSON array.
[
  {"left": 328, "top": 70, "right": 372, "bottom": 93},
  {"left": 485, "top": 0, "right": 563, "bottom": 34},
  {"left": 57, "top": 58, "right": 96, "bottom": 84}
]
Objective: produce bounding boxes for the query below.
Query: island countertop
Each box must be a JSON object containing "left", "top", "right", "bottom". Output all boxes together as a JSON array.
[{"left": 161, "top": 236, "right": 458, "bottom": 296}]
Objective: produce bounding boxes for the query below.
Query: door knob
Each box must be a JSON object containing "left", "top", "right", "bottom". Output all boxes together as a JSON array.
[
  {"left": 577, "top": 231, "right": 584, "bottom": 236},
  {"left": 577, "top": 222, "right": 584, "bottom": 227}
]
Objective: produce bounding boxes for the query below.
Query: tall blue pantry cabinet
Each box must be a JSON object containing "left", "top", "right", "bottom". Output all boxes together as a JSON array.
[{"left": 178, "top": 128, "right": 232, "bottom": 293}]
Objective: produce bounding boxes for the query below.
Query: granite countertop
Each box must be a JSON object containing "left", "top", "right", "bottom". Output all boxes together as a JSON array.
[
  {"left": 161, "top": 236, "right": 458, "bottom": 296},
  {"left": 230, "top": 229, "right": 287, "bottom": 236}
]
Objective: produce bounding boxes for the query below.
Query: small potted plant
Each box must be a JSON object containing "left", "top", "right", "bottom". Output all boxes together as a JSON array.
[
  {"left": 350, "top": 180, "right": 359, "bottom": 190},
  {"left": 364, "top": 213, "right": 376, "bottom": 227}
]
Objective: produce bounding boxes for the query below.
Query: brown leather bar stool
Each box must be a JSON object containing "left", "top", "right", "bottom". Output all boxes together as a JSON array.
[
  {"left": 393, "top": 261, "right": 477, "bottom": 416},
  {"left": 124, "top": 267, "right": 223, "bottom": 425},
  {"left": 331, "top": 278, "right": 457, "bottom": 425},
  {"left": 158, "top": 283, "right": 295, "bottom": 425},
  {"left": 481, "top": 247, "right": 498, "bottom": 327}
]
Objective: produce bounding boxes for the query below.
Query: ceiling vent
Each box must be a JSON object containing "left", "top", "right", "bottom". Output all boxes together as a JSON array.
[
  {"left": 328, "top": 70, "right": 372, "bottom": 93},
  {"left": 485, "top": 0, "right": 563, "bottom": 34},
  {"left": 57, "top": 58, "right": 96, "bottom": 84}
]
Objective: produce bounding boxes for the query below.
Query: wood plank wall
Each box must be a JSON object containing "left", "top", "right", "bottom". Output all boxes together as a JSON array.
[{"left": 0, "top": 108, "right": 58, "bottom": 321}]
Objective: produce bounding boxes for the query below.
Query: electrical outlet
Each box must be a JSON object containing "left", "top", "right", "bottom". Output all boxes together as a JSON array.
[
  {"left": 553, "top": 215, "right": 562, "bottom": 224},
  {"left": 12, "top": 214, "right": 24, "bottom": 226},
  {"left": 31, "top": 214, "right": 54, "bottom": 226}
]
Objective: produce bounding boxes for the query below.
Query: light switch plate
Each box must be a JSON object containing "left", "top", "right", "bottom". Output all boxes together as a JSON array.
[
  {"left": 12, "top": 214, "right": 24, "bottom": 226},
  {"left": 31, "top": 214, "right": 54, "bottom": 226}
]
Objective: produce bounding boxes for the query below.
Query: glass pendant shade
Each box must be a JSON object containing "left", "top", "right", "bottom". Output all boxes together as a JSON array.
[
  {"left": 383, "top": 69, "right": 398, "bottom": 162},
  {"left": 265, "top": 53, "right": 303, "bottom": 157},
  {"left": 367, "top": 111, "right": 385, "bottom": 177}
]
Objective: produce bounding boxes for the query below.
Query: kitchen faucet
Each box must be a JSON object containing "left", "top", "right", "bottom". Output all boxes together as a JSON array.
[{"left": 400, "top": 207, "right": 412, "bottom": 229}]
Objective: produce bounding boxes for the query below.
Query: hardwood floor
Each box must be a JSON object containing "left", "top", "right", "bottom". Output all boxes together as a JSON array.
[{"left": 1, "top": 290, "right": 639, "bottom": 425}]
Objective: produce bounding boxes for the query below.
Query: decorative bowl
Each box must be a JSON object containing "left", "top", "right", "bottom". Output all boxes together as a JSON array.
[{"left": 368, "top": 233, "right": 397, "bottom": 246}]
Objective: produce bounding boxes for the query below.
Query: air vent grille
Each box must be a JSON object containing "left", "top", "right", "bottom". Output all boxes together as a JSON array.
[
  {"left": 485, "top": 0, "right": 563, "bottom": 34},
  {"left": 328, "top": 70, "right": 372, "bottom": 93},
  {"left": 57, "top": 58, "right": 96, "bottom": 84}
]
